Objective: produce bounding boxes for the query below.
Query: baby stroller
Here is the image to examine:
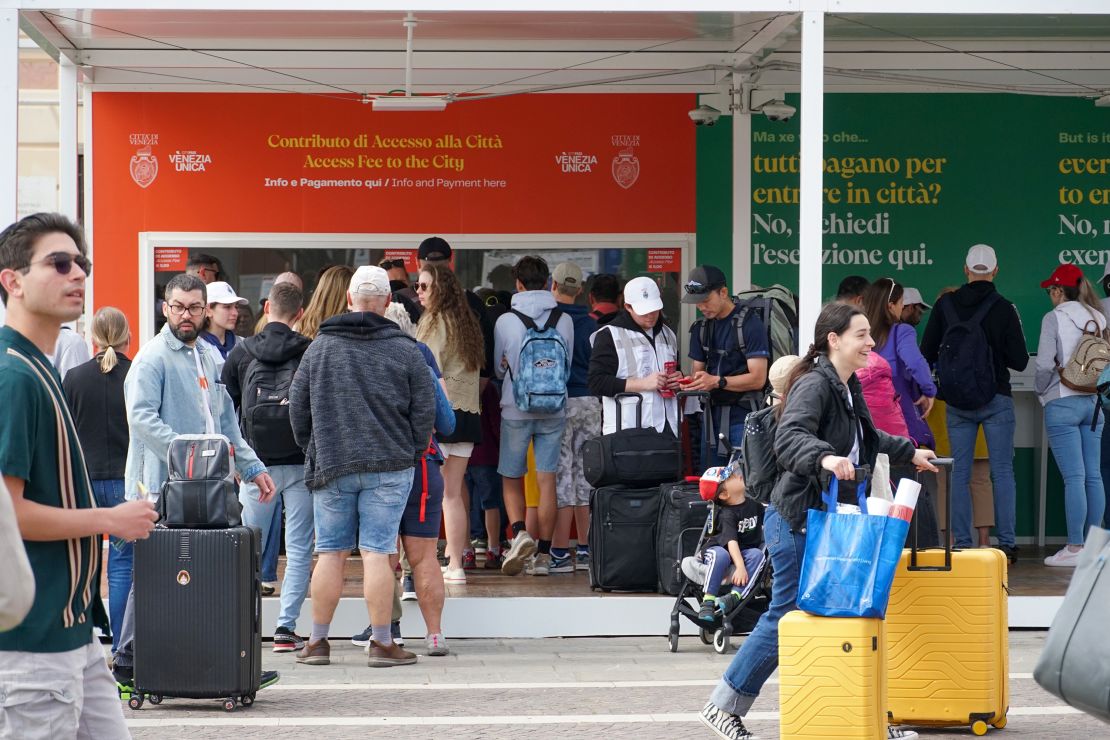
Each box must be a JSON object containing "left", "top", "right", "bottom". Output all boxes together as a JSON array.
[{"left": 666, "top": 439, "right": 772, "bottom": 655}]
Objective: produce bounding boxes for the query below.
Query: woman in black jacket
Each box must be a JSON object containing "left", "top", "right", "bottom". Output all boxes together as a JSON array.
[
  {"left": 699, "top": 301, "right": 937, "bottom": 740},
  {"left": 63, "top": 307, "right": 132, "bottom": 652}
]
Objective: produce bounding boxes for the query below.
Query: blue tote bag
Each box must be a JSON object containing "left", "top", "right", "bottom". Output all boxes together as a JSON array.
[{"left": 796, "top": 477, "right": 910, "bottom": 619}]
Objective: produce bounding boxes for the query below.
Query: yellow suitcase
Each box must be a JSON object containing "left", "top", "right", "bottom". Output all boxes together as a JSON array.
[
  {"left": 886, "top": 459, "right": 1009, "bottom": 736},
  {"left": 779, "top": 610, "right": 887, "bottom": 740}
]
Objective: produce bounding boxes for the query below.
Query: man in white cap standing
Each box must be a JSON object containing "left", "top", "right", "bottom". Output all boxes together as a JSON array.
[
  {"left": 200, "top": 280, "right": 249, "bottom": 366},
  {"left": 921, "top": 244, "right": 1028, "bottom": 562},
  {"left": 900, "top": 287, "right": 932, "bottom": 327}
]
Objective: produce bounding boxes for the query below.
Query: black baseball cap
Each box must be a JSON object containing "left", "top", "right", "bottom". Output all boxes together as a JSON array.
[
  {"left": 682, "top": 264, "right": 728, "bottom": 303},
  {"left": 417, "top": 236, "right": 452, "bottom": 262}
]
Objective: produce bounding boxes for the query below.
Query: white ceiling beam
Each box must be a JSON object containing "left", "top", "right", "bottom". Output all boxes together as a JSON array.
[{"left": 767, "top": 51, "right": 1110, "bottom": 70}]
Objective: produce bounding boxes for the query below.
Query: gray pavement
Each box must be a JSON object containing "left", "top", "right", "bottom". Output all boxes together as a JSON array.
[{"left": 125, "top": 631, "right": 1103, "bottom": 739}]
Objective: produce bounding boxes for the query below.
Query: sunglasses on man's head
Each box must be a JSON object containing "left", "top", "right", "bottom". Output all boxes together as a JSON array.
[
  {"left": 379, "top": 259, "right": 407, "bottom": 270},
  {"left": 19, "top": 251, "right": 92, "bottom": 278}
]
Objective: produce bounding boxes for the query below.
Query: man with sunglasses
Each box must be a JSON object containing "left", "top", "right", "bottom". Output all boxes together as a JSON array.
[
  {"left": 683, "top": 265, "right": 770, "bottom": 467},
  {"left": 0, "top": 212, "right": 159, "bottom": 739},
  {"left": 111, "top": 271, "right": 278, "bottom": 690},
  {"left": 186, "top": 252, "right": 222, "bottom": 285}
]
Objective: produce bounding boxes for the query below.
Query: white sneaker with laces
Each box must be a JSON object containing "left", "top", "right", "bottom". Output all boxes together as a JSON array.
[
  {"left": 887, "top": 726, "right": 919, "bottom": 739},
  {"left": 1044, "top": 546, "right": 1082, "bottom": 567},
  {"left": 699, "top": 702, "right": 756, "bottom": 740},
  {"left": 501, "top": 531, "right": 537, "bottom": 576},
  {"left": 443, "top": 568, "right": 467, "bottom": 584}
]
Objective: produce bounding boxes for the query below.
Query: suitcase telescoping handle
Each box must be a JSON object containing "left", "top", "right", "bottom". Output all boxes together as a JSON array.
[
  {"left": 909, "top": 456, "right": 955, "bottom": 572},
  {"left": 677, "top": 390, "right": 711, "bottom": 474},
  {"left": 613, "top": 392, "right": 645, "bottom": 429}
]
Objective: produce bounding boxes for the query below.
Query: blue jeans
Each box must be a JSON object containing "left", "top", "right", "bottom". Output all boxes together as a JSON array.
[
  {"left": 1102, "top": 423, "right": 1110, "bottom": 528},
  {"left": 946, "top": 394, "right": 1018, "bottom": 548},
  {"left": 91, "top": 479, "right": 132, "bottom": 652},
  {"left": 240, "top": 465, "right": 313, "bottom": 631},
  {"left": 1045, "top": 395, "right": 1106, "bottom": 545},
  {"left": 709, "top": 505, "right": 804, "bottom": 716}
]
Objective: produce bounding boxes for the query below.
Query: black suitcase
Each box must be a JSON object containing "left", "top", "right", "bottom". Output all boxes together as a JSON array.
[
  {"left": 588, "top": 485, "right": 662, "bottom": 592},
  {"left": 582, "top": 393, "right": 681, "bottom": 488},
  {"left": 133, "top": 526, "right": 261, "bottom": 708},
  {"left": 655, "top": 480, "right": 705, "bottom": 595}
]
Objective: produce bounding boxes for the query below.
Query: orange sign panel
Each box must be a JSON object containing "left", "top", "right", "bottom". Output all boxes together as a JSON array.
[
  {"left": 647, "top": 248, "right": 682, "bottom": 273},
  {"left": 153, "top": 247, "right": 188, "bottom": 272}
]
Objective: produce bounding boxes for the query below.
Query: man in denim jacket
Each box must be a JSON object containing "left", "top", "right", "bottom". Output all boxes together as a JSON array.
[{"left": 112, "top": 272, "right": 276, "bottom": 688}]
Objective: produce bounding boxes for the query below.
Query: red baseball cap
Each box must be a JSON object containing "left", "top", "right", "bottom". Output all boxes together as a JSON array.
[{"left": 1040, "top": 264, "right": 1084, "bottom": 289}]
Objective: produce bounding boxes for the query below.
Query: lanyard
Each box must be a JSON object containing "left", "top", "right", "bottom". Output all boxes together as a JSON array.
[{"left": 191, "top": 345, "right": 216, "bottom": 435}]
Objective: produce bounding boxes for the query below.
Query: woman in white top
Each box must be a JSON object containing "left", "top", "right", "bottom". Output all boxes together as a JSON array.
[{"left": 1034, "top": 263, "right": 1107, "bottom": 567}]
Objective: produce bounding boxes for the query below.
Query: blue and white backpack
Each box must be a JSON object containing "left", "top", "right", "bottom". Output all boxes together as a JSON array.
[{"left": 508, "top": 308, "right": 569, "bottom": 414}]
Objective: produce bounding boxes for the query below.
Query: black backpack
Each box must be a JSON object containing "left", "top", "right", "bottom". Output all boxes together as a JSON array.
[
  {"left": 739, "top": 404, "right": 779, "bottom": 504},
  {"left": 936, "top": 293, "right": 1001, "bottom": 411},
  {"left": 696, "top": 299, "right": 777, "bottom": 410},
  {"left": 240, "top": 352, "right": 301, "bottom": 462}
]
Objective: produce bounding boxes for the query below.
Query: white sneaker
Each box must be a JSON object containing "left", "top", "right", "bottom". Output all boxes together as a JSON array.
[
  {"left": 887, "top": 727, "right": 918, "bottom": 739},
  {"left": 681, "top": 556, "right": 708, "bottom": 585},
  {"left": 531, "top": 553, "right": 551, "bottom": 576},
  {"left": 1044, "top": 546, "right": 1082, "bottom": 567},
  {"left": 443, "top": 568, "right": 467, "bottom": 584},
  {"left": 501, "top": 531, "right": 537, "bottom": 576}
]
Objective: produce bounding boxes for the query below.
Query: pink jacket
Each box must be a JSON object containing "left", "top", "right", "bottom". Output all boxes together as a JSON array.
[{"left": 856, "top": 352, "right": 912, "bottom": 442}]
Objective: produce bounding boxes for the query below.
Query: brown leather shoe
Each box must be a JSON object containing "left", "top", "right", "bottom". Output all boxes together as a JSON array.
[
  {"left": 367, "top": 640, "right": 417, "bottom": 667},
  {"left": 295, "top": 639, "right": 330, "bottom": 665}
]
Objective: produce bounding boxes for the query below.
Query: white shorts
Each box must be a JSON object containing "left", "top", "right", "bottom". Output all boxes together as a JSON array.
[{"left": 439, "top": 442, "right": 474, "bottom": 459}]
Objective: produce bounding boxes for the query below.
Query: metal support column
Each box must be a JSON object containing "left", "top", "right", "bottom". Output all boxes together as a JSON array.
[{"left": 797, "top": 10, "right": 825, "bottom": 345}]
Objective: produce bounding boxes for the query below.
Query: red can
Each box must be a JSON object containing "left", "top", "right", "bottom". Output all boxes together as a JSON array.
[{"left": 660, "top": 360, "right": 677, "bottom": 398}]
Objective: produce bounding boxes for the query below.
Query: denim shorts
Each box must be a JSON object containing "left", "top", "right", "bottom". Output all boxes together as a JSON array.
[
  {"left": 498, "top": 416, "right": 566, "bottom": 478},
  {"left": 399, "top": 459, "right": 444, "bottom": 539},
  {"left": 313, "top": 468, "right": 415, "bottom": 554}
]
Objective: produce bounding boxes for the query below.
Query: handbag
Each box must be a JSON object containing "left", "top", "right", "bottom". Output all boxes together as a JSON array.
[
  {"left": 797, "top": 473, "right": 910, "bottom": 619},
  {"left": 158, "top": 434, "right": 242, "bottom": 528},
  {"left": 1033, "top": 525, "right": 1110, "bottom": 722},
  {"left": 1058, "top": 313, "right": 1110, "bottom": 394},
  {"left": 582, "top": 392, "right": 681, "bottom": 488}
]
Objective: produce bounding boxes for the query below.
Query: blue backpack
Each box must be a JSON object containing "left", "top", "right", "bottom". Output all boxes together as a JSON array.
[
  {"left": 936, "top": 292, "right": 1001, "bottom": 411},
  {"left": 508, "top": 308, "right": 569, "bottom": 414}
]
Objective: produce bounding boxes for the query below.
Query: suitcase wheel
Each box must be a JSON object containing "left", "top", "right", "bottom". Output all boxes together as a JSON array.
[
  {"left": 240, "top": 694, "right": 255, "bottom": 707},
  {"left": 127, "top": 694, "right": 144, "bottom": 711},
  {"left": 970, "top": 720, "right": 988, "bottom": 736},
  {"left": 223, "top": 698, "right": 238, "bottom": 712},
  {"left": 713, "top": 628, "right": 731, "bottom": 655},
  {"left": 699, "top": 628, "right": 713, "bottom": 646},
  {"left": 147, "top": 694, "right": 163, "bottom": 705},
  {"left": 991, "top": 715, "right": 1007, "bottom": 730}
]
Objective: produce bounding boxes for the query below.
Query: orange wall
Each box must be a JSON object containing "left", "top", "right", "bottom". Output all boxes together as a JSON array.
[{"left": 92, "top": 92, "right": 696, "bottom": 335}]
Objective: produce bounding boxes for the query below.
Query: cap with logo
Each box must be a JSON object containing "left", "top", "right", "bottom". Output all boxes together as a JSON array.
[
  {"left": 624, "top": 276, "right": 664, "bottom": 315},
  {"left": 417, "top": 236, "right": 453, "bottom": 262},
  {"left": 681, "top": 264, "right": 728, "bottom": 304},
  {"left": 205, "top": 281, "right": 248, "bottom": 305},
  {"left": 965, "top": 244, "right": 998, "bottom": 275},
  {"left": 1040, "top": 263, "right": 1085, "bottom": 289},
  {"left": 901, "top": 287, "right": 932, "bottom": 310},
  {"left": 552, "top": 262, "right": 584, "bottom": 290},
  {"left": 349, "top": 265, "right": 391, "bottom": 296}
]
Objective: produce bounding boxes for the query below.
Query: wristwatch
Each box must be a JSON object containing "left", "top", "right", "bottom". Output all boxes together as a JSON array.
[{"left": 717, "top": 376, "right": 728, "bottom": 390}]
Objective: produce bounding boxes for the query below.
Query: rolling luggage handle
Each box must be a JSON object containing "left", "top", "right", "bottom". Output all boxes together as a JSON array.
[
  {"left": 908, "top": 456, "right": 954, "bottom": 572},
  {"left": 612, "top": 391, "right": 646, "bottom": 430},
  {"left": 677, "top": 390, "right": 711, "bottom": 474}
]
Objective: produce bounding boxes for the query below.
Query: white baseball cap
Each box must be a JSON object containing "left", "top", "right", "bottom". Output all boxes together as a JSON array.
[
  {"left": 901, "top": 287, "right": 932, "bottom": 310},
  {"left": 349, "top": 265, "right": 391, "bottom": 296},
  {"left": 206, "top": 281, "right": 248, "bottom": 305},
  {"left": 965, "top": 244, "right": 998, "bottom": 275},
  {"left": 624, "top": 276, "right": 664, "bottom": 315}
]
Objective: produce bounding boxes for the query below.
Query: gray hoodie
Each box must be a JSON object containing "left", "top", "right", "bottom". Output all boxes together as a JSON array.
[{"left": 493, "top": 290, "right": 575, "bottom": 420}]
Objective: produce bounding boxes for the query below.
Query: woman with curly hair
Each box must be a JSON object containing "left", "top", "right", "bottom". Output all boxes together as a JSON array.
[
  {"left": 299, "top": 265, "right": 353, "bottom": 339},
  {"left": 416, "top": 263, "right": 485, "bottom": 584}
]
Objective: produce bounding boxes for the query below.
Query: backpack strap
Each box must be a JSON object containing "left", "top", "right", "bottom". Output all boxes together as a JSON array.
[
  {"left": 510, "top": 309, "right": 538, "bottom": 332},
  {"left": 543, "top": 307, "right": 564, "bottom": 332},
  {"left": 968, "top": 292, "right": 1002, "bottom": 326}
]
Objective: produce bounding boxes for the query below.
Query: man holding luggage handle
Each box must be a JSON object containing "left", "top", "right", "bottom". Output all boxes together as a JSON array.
[
  {"left": 682, "top": 265, "right": 770, "bottom": 467},
  {"left": 0, "top": 213, "right": 157, "bottom": 739},
  {"left": 113, "top": 272, "right": 278, "bottom": 690}
]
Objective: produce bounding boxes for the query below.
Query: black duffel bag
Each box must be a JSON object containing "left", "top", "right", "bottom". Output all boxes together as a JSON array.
[
  {"left": 158, "top": 434, "right": 242, "bottom": 528},
  {"left": 582, "top": 392, "right": 681, "bottom": 488}
]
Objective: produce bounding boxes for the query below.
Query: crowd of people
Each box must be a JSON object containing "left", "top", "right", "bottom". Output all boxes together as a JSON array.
[{"left": 4, "top": 210, "right": 1110, "bottom": 737}]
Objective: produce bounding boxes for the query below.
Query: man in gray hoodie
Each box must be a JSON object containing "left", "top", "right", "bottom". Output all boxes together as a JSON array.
[
  {"left": 289, "top": 265, "right": 435, "bottom": 668},
  {"left": 493, "top": 256, "right": 575, "bottom": 577}
]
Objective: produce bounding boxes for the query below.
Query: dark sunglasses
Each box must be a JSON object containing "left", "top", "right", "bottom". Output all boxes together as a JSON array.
[
  {"left": 20, "top": 251, "right": 92, "bottom": 278},
  {"left": 416, "top": 282, "right": 431, "bottom": 292},
  {"left": 379, "top": 259, "right": 407, "bottom": 270}
]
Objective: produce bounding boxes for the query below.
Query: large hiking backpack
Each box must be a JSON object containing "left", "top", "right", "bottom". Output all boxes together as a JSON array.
[
  {"left": 240, "top": 352, "right": 301, "bottom": 462},
  {"left": 935, "top": 292, "right": 1001, "bottom": 411},
  {"left": 739, "top": 404, "right": 780, "bottom": 504},
  {"left": 508, "top": 308, "right": 570, "bottom": 414}
]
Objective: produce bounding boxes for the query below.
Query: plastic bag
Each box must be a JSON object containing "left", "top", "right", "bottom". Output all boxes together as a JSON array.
[{"left": 797, "top": 477, "right": 910, "bottom": 619}]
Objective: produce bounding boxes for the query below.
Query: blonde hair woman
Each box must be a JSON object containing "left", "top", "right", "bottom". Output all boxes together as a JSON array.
[
  {"left": 299, "top": 265, "right": 353, "bottom": 339},
  {"left": 61, "top": 307, "right": 133, "bottom": 650},
  {"left": 415, "top": 263, "right": 485, "bottom": 584}
]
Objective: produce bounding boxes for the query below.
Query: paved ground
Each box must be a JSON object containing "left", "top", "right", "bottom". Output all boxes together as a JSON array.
[{"left": 124, "top": 631, "right": 1101, "bottom": 739}]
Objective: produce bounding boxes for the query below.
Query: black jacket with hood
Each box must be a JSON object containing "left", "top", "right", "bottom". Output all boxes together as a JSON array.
[
  {"left": 288, "top": 311, "right": 435, "bottom": 490},
  {"left": 771, "top": 356, "right": 916, "bottom": 532},
  {"left": 919, "top": 280, "right": 1029, "bottom": 400},
  {"left": 222, "top": 321, "right": 312, "bottom": 466}
]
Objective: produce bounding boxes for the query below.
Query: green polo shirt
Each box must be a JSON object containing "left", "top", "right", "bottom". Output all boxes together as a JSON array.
[{"left": 0, "top": 326, "right": 107, "bottom": 653}]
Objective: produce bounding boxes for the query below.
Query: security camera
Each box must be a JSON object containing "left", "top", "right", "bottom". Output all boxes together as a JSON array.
[
  {"left": 761, "top": 100, "right": 796, "bottom": 122},
  {"left": 688, "top": 104, "right": 722, "bottom": 127}
]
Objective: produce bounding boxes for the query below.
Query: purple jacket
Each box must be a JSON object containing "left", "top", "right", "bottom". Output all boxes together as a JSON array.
[{"left": 877, "top": 323, "right": 937, "bottom": 449}]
